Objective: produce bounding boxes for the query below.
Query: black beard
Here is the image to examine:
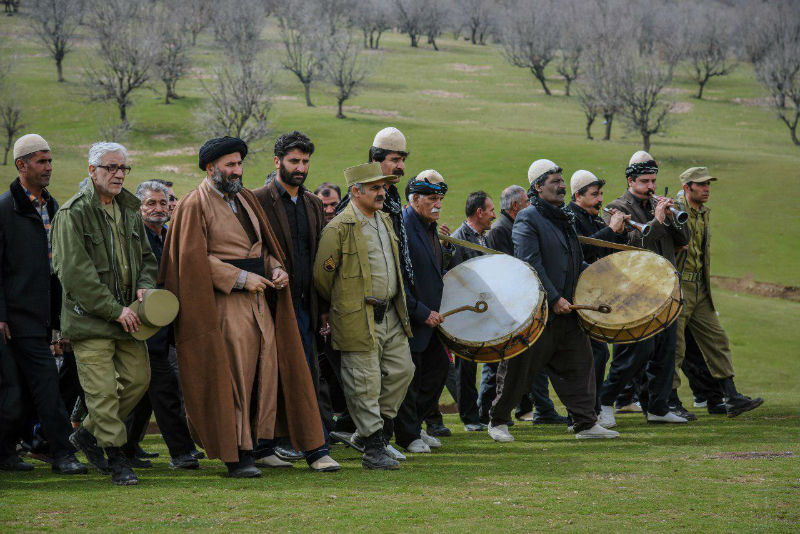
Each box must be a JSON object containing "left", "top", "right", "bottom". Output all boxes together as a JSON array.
[
  {"left": 593, "top": 201, "right": 602, "bottom": 210},
  {"left": 279, "top": 163, "right": 307, "bottom": 187},
  {"left": 213, "top": 169, "right": 243, "bottom": 195}
]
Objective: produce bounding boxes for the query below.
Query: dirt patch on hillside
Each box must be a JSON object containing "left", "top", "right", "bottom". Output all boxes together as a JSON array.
[
  {"left": 153, "top": 147, "right": 196, "bottom": 157},
  {"left": 732, "top": 97, "right": 772, "bottom": 108},
  {"left": 419, "top": 89, "right": 466, "bottom": 98},
  {"left": 670, "top": 102, "right": 694, "bottom": 113},
  {"left": 275, "top": 95, "right": 298, "bottom": 101},
  {"left": 708, "top": 451, "right": 794, "bottom": 460},
  {"left": 712, "top": 275, "right": 800, "bottom": 302},
  {"left": 449, "top": 63, "right": 491, "bottom": 73}
]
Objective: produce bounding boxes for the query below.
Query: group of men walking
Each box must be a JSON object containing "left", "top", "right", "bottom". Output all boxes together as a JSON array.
[{"left": 0, "top": 126, "right": 763, "bottom": 485}]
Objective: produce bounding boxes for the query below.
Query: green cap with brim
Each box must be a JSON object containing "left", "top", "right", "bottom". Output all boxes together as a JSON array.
[
  {"left": 680, "top": 166, "right": 717, "bottom": 185},
  {"left": 344, "top": 162, "right": 394, "bottom": 188},
  {"left": 128, "top": 289, "right": 179, "bottom": 341}
]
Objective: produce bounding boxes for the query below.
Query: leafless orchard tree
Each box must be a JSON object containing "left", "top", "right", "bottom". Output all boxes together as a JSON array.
[
  {"left": 153, "top": 8, "right": 191, "bottom": 105},
  {"left": 83, "top": 0, "right": 156, "bottom": 127},
  {"left": 455, "top": 0, "right": 495, "bottom": 45},
  {"left": 276, "top": 3, "right": 328, "bottom": 107},
  {"left": 322, "top": 31, "right": 378, "bottom": 118},
  {"left": 617, "top": 48, "right": 676, "bottom": 152},
  {"left": 351, "top": 0, "right": 392, "bottom": 49},
  {"left": 680, "top": 3, "right": 737, "bottom": 100},
  {"left": 394, "top": 0, "right": 425, "bottom": 48},
  {"left": 178, "top": 0, "right": 212, "bottom": 46},
  {"left": 211, "top": 0, "right": 266, "bottom": 67},
  {"left": 198, "top": 62, "right": 274, "bottom": 145},
  {"left": 314, "top": 0, "right": 357, "bottom": 37},
  {"left": 422, "top": 1, "right": 450, "bottom": 51},
  {"left": 27, "top": 0, "right": 84, "bottom": 83},
  {"left": 498, "top": 0, "right": 560, "bottom": 96},
  {"left": 0, "top": 75, "right": 24, "bottom": 165}
]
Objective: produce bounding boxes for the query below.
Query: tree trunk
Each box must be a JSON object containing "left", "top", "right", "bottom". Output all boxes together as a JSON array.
[
  {"left": 303, "top": 82, "right": 314, "bottom": 107},
  {"left": 471, "top": 28, "right": 477, "bottom": 44},
  {"left": 586, "top": 116, "right": 595, "bottom": 140},
  {"left": 375, "top": 32, "right": 382, "bottom": 49},
  {"left": 57, "top": 59, "right": 64, "bottom": 83},
  {"left": 642, "top": 132, "right": 651, "bottom": 152},
  {"left": 564, "top": 78, "right": 571, "bottom": 97},
  {"left": 2, "top": 145, "right": 9, "bottom": 165},
  {"left": 119, "top": 102, "right": 128, "bottom": 125},
  {"left": 533, "top": 67, "right": 551, "bottom": 96},
  {"left": 791, "top": 123, "right": 799, "bottom": 146},
  {"left": 191, "top": 30, "right": 198, "bottom": 46},
  {"left": 429, "top": 37, "right": 439, "bottom": 51},
  {"left": 410, "top": 34, "right": 418, "bottom": 48},
  {"left": 603, "top": 113, "right": 614, "bottom": 141},
  {"left": 696, "top": 80, "right": 706, "bottom": 99},
  {"left": 336, "top": 98, "right": 345, "bottom": 119},
  {"left": 164, "top": 90, "right": 170, "bottom": 105}
]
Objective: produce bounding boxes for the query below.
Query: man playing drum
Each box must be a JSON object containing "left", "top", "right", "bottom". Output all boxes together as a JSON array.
[
  {"left": 671, "top": 167, "right": 763, "bottom": 418},
  {"left": 487, "top": 159, "right": 619, "bottom": 442},
  {"left": 598, "top": 151, "right": 691, "bottom": 428}
]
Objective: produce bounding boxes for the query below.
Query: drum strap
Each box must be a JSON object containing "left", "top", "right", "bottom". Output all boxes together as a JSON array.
[
  {"left": 577, "top": 236, "right": 647, "bottom": 252},
  {"left": 438, "top": 233, "right": 503, "bottom": 255}
]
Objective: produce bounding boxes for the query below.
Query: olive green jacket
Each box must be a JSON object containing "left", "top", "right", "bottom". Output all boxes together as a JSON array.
[
  {"left": 51, "top": 182, "right": 157, "bottom": 341},
  {"left": 675, "top": 196, "right": 714, "bottom": 309},
  {"left": 314, "top": 201, "right": 412, "bottom": 352}
]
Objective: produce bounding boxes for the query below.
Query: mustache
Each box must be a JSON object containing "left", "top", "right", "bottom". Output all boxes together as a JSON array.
[
  {"left": 593, "top": 201, "right": 602, "bottom": 210},
  {"left": 557, "top": 187, "right": 567, "bottom": 195},
  {"left": 392, "top": 169, "right": 404, "bottom": 177},
  {"left": 375, "top": 195, "right": 385, "bottom": 202}
]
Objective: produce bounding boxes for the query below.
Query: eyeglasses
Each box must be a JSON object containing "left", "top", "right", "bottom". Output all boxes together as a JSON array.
[{"left": 96, "top": 164, "right": 132, "bottom": 176}]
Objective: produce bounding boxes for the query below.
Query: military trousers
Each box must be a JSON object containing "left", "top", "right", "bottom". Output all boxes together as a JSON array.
[
  {"left": 340, "top": 307, "right": 415, "bottom": 438},
  {"left": 72, "top": 337, "right": 150, "bottom": 448},
  {"left": 673, "top": 281, "right": 735, "bottom": 389}
]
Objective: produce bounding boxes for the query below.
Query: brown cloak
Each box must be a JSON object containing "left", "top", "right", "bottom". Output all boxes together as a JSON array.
[{"left": 159, "top": 180, "right": 324, "bottom": 462}]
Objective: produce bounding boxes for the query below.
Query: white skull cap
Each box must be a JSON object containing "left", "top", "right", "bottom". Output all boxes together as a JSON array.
[
  {"left": 629, "top": 150, "right": 655, "bottom": 165},
  {"left": 570, "top": 170, "right": 603, "bottom": 195},
  {"left": 414, "top": 169, "right": 444, "bottom": 184},
  {"left": 13, "top": 134, "right": 50, "bottom": 160},
  {"left": 527, "top": 159, "right": 560, "bottom": 185},
  {"left": 372, "top": 127, "right": 407, "bottom": 152}
]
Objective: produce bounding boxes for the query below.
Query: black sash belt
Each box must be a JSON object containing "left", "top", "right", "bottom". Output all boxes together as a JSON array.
[{"left": 222, "top": 256, "right": 266, "bottom": 291}]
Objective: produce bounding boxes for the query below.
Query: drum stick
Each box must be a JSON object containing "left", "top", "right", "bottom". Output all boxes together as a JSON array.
[
  {"left": 578, "top": 236, "right": 647, "bottom": 252},
  {"left": 438, "top": 233, "right": 503, "bottom": 255},
  {"left": 569, "top": 304, "right": 612, "bottom": 313},
  {"left": 440, "top": 300, "right": 489, "bottom": 318}
]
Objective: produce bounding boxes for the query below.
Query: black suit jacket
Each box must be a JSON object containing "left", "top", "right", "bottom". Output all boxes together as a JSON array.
[
  {"left": 486, "top": 211, "right": 514, "bottom": 255},
  {"left": 567, "top": 201, "right": 626, "bottom": 264},
  {"left": 512, "top": 204, "right": 586, "bottom": 311},
  {"left": 0, "top": 178, "right": 61, "bottom": 338},
  {"left": 402, "top": 206, "right": 447, "bottom": 353}
]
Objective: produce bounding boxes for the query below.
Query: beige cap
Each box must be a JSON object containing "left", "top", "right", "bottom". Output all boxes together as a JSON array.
[
  {"left": 372, "top": 127, "right": 407, "bottom": 152},
  {"left": 14, "top": 134, "right": 51, "bottom": 160},
  {"left": 680, "top": 166, "right": 717, "bottom": 185},
  {"left": 527, "top": 159, "right": 561, "bottom": 185},
  {"left": 414, "top": 169, "right": 444, "bottom": 184},
  {"left": 629, "top": 150, "right": 654, "bottom": 165},
  {"left": 570, "top": 170, "right": 604, "bottom": 195},
  {"left": 128, "top": 289, "right": 179, "bottom": 341},
  {"left": 344, "top": 162, "right": 394, "bottom": 187}
]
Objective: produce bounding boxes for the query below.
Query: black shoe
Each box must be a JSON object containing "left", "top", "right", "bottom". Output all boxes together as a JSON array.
[
  {"left": 133, "top": 444, "right": 159, "bottom": 459},
  {"left": 725, "top": 395, "right": 764, "bottom": 418},
  {"left": 707, "top": 402, "right": 728, "bottom": 415},
  {"left": 669, "top": 403, "right": 697, "bottom": 421},
  {"left": 0, "top": 455, "right": 34, "bottom": 471},
  {"left": 226, "top": 463, "right": 262, "bottom": 478},
  {"left": 69, "top": 428, "right": 110, "bottom": 474},
  {"left": 273, "top": 445, "right": 304, "bottom": 463},
  {"left": 169, "top": 453, "right": 200, "bottom": 470},
  {"left": 362, "top": 431, "right": 399, "bottom": 470},
  {"left": 531, "top": 412, "right": 569, "bottom": 425},
  {"left": 426, "top": 422, "right": 452, "bottom": 437},
  {"left": 106, "top": 447, "right": 138, "bottom": 486},
  {"left": 189, "top": 449, "right": 205, "bottom": 460},
  {"left": 125, "top": 456, "right": 153, "bottom": 468},
  {"left": 52, "top": 454, "right": 88, "bottom": 475}
]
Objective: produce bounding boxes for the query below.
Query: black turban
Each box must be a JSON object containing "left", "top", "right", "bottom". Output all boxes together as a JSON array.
[
  {"left": 625, "top": 160, "right": 659, "bottom": 179},
  {"left": 198, "top": 136, "right": 248, "bottom": 171}
]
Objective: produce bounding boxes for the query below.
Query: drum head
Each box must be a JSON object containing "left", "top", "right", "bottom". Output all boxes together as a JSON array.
[
  {"left": 439, "top": 255, "right": 541, "bottom": 345},
  {"left": 574, "top": 250, "right": 676, "bottom": 328}
]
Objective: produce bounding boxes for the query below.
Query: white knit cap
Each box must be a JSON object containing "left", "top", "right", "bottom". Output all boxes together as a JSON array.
[
  {"left": 527, "top": 159, "right": 560, "bottom": 185},
  {"left": 629, "top": 150, "right": 654, "bottom": 165},
  {"left": 372, "top": 127, "right": 407, "bottom": 152},
  {"left": 414, "top": 169, "right": 444, "bottom": 184},
  {"left": 570, "top": 170, "right": 603, "bottom": 196},
  {"left": 14, "top": 134, "right": 51, "bottom": 160}
]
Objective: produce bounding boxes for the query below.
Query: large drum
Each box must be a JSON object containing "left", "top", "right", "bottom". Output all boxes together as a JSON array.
[
  {"left": 573, "top": 250, "right": 682, "bottom": 344},
  {"left": 437, "top": 254, "right": 548, "bottom": 363}
]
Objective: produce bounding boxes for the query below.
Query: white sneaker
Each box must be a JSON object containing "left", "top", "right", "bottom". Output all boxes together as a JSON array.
[
  {"left": 404, "top": 439, "right": 431, "bottom": 453},
  {"left": 598, "top": 405, "right": 617, "bottom": 429},
  {"left": 516, "top": 411, "right": 534, "bottom": 422},
  {"left": 487, "top": 423, "right": 514, "bottom": 443},
  {"left": 385, "top": 443, "right": 407, "bottom": 461},
  {"left": 419, "top": 430, "right": 442, "bottom": 449},
  {"left": 647, "top": 412, "right": 688, "bottom": 424},
  {"left": 308, "top": 455, "right": 340, "bottom": 472},
  {"left": 254, "top": 454, "right": 293, "bottom": 468},
  {"left": 693, "top": 400, "right": 708, "bottom": 408},
  {"left": 575, "top": 424, "right": 620, "bottom": 439},
  {"left": 616, "top": 402, "right": 642, "bottom": 413}
]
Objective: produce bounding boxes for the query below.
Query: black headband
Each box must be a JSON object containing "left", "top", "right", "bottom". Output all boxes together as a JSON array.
[
  {"left": 625, "top": 160, "right": 659, "bottom": 179},
  {"left": 408, "top": 179, "right": 448, "bottom": 197}
]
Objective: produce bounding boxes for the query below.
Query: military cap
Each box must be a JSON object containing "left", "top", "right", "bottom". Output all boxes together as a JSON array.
[
  {"left": 680, "top": 166, "right": 717, "bottom": 185},
  {"left": 372, "top": 127, "right": 407, "bottom": 152},
  {"left": 344, "top": 162, "right": 393, "bottom": 187},
  {"left": 14, "top": 134, "right": 51, "bottom": 160}
]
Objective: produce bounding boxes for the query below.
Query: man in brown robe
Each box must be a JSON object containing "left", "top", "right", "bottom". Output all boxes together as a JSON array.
[{"left": 160, "top": 136, "right": 326, "bottom": 478}]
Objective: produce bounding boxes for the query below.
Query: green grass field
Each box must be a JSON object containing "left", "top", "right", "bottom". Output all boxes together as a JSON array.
[{"left": 1, "top": 15, "right": 799, "bottom": 532}]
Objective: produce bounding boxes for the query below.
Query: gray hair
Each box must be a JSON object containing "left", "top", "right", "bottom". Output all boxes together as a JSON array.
[
  {"left": 500, "top": 185, "right": 526, "bottom": 210},
  {"left": 135, "top": 180, "right": 169, "bottom": 202},
  {"left": 88, "top": 142, "right": 128, "bottom": 167}
]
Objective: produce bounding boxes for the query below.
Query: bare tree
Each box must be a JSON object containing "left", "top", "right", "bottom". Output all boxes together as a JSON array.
[
  {"left": 314, "top": 0, "right": 357, "bottom": 37},
  {"left": 27, "top": 0, "right": 84, "bottom": 82},
  {"left": 178, "top": 0, "right": 212, "bottom": 46},
  {"left": 681, "top": 3, "right": 737, "bottom": 100},
  {"left": 455, "top": 0, "right": 494, "bottom": 45},
  {"left": 575, "top": 86, "right": 600, "bottom": 140},
  {"left": 395, "top": 0, "right": 425, "bottom": 48},
  {"left": 198, "top": 62, "right": 273, "bottom": 145},
  {"left": 83, "top": 0, "right": 156, "bottom": 126},
  {"left": 351, "top": 0, "right": 392, "bottom": 49},
  {"left": 617, "top": 48, "right": 675, "bottom": 152},
  {"left": 153, "top": 9, "right": 191, "bottom": 105},
  {"left": 498, "top": 0, "right": 559, "bottom": 96},
  {"left": 0, "top": 88, "right": 24, "bottom": 165},
  {"left": 276, "top": 4, "right": 327, "bottom": 107},
  {"left": 322, "top": 31, "right": 378, "bottom": 118},
  {"left": 211, "top": 0, "right": 266, "bottom": 67},
  {"left": 421, "top": 1, "right": 450, "bottom": 51}
]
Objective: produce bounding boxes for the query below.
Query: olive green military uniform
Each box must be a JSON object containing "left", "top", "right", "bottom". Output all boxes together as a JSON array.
[
  {"left": 52, "top": 182, "right": 157, "bottom": 447},
  {"left": 673, "top": 169, "right": 735, "bottom": 389},
  {"left": 314, "top": 201, "right": 414, "bottom": 438}
]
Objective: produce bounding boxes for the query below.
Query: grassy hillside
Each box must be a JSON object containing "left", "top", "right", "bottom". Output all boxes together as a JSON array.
[{"left": 1, "top": 16, "right": 798, "bottom": 285}]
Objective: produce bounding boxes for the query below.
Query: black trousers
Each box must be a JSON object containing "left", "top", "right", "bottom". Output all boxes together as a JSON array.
[
  {"left": 7, "top": 336, "right": 73, "bottom": 458},
  {"left": 394, "top": 336, "right": 450, "bottom": 448},
  {"left": 454, "top": 357, "right": 481, "bottom": 425},
  {"left": 0, "top": 342, "right": 24, "bottom": 458},
  {"left": 490, "top": 315, "right": 596, "bottom": 432},
  {"left": 681, "top": 328, "right": 724, "bottom": 404},
  {"left": 591, "top": 339, "right": 610, "bottom": 413},
  {"left": 58, "top": 350, "right": 84, "bottom": 418},
  {"left": 599, "top": 322, "right": 677, "bottom": 416},
  {"left": 479, "top": 363, "right": 558, "bottom": 423},
  {"left": 125, "top": 341, "right": 194, "bottom": 458}
]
